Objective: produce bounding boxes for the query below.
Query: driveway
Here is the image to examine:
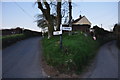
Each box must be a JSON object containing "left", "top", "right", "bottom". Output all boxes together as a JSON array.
[
  {"left": 83, "top": 41, "right": 119, "bottom": 78},
  {"left": 2, "top": 37, "right": 46, "bottom": 78}
]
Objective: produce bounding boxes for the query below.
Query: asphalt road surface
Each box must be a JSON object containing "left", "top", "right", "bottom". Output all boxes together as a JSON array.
[
  {"left": 84, "top": 41, "right": 119, "bottom": 78},
  {"left": 2, "top": 37, "right": 46, "bottom": 78},
  {"left": 2, "top": 37, "right": 119, "bottom": 78},
  {"left": 0, "top": 50, "right": 2, "bottom": 79}
]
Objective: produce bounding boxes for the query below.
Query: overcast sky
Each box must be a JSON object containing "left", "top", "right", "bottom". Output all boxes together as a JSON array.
[{"left": 1, "top": 1, "right": 118, "bottom": 32}]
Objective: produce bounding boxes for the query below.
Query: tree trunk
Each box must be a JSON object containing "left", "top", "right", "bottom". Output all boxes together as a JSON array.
[
  {"left": 38, "top": 1, "right": 54, "bottom": 38},
  {"left": 37, "top": 1, "right": 62, "bottom": 38},
  {"left": 47, "top": 18, "right": 54, "bottom": 39},
  {"left": 69, "top": 0, "right": 72, "bottom": 35},
  {"left": 56, "top": 0, "right": 61, "bottom": 31},
  {"left": 69, "top": 0, "right": 72, "bottom": 25}
]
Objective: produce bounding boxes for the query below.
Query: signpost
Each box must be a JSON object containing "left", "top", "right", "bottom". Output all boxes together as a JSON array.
[
  {"left": 53, "top": 25, "right": 72, "bottom": 49},
  {"left": 53, "top": 30, "right": 62, "bottom": 49},
  {"left": 60, "top": 34, "right": 62, "bottom": 49},
  {"left": 53, "top": 31, "right": 62, "bottom": 35},
  {"left": 62, "top": 26, "right": 72, "bottom": 36},
  {"left": 62, "top": 27, "right": 72, "bottom": 31}
]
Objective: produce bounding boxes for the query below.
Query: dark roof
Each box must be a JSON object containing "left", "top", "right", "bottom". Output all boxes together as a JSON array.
[
  {"left": 63, "top": 15, "right": 91, "bottom": 26},
  {"left": 72, "top": 16, "right": 84, "bottom": 23}
]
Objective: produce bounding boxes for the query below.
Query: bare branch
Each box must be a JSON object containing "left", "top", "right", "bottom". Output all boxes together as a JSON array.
[
  {"left": 38, "top": 2, "right": 44, "bottom": 12},
  {"left": 43, "top": 0, "right": 50, "bottom": 11}
]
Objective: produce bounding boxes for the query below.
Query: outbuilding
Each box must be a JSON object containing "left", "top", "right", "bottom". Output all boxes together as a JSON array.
[{"left": 62, "top": 15, "right": 91, "bottom": 33}]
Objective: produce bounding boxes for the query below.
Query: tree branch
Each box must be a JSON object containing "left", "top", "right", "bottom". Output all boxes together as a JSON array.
[
  {"left": 38, "top": 2, "right": 44, "bottom": 12},
  {"left": 43, "top": 0, "right": 50, "bottom": 11}
]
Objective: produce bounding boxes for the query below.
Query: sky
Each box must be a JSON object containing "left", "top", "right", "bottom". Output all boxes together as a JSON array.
[
  {"left": 0, "top": 1, "right": 118, "bottom": 32},
  {"left": 72, "top": 2, "right": 118, "bottom": 30},
  {"left": 1, "top": 2, "right": 41, "bottom": 32},
  {"left": 118, "top": 1, "right": 120, "bottom": 24}
]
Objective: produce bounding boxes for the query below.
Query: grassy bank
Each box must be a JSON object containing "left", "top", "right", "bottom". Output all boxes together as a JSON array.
[
  {"left": 2, "top": 34, "right": 27, "bottom": 48},
  {"left": 42, "top": 32, "right": 99, "bottom": 74},
  {"left": 97, "top": 35, "right": 116, "bottom": 46},
  {"left": 2, "top": 32, "right": 41, "bottom": 48}
]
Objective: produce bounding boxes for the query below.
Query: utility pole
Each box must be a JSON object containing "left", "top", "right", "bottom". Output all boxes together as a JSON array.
[
  {"left": 101, "top": 24, "right": 102, "bottom": 28},
  {"left": 69, "top": 0, "right": 72, "bottom": 35}
]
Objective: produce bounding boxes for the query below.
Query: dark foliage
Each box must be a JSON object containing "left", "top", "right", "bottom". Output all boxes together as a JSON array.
[
  {"left": 113, "top": 24, "right": 120, "bottom": 49},
  {"left": 2, "top": 29, "right": 42, "bottom": 48},
  {"left": 93, "top": 25, "right": 110, "bottom": 37},
  {"left": 93, "top": 25, "right": 115, "bottom": 45}
]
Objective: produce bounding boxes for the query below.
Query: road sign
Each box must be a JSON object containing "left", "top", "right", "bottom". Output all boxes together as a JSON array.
[
  {"left": 53, "top": 30, "right": 63, "bottom": 49},
  {"left": 60, "top": 24, "right": 62, "bottom": 31},
  {"left": 62, "top": 27, "right": 72, "bottom": 31},
  {"left": 53, "top": 30, "right": 62, "bottom": 35}
]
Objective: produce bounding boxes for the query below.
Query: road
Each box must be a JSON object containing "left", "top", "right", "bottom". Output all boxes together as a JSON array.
[
  {"left": 0, "top": 50, "right": 2, "bottom": 79},
  {"left": 2, "top": 37, "right": 119, "bottom": 78},
  {"left": 83, "top": 41, "right": 119, "bottom": 78},
  {"left": 2, "top": 37, "right": 46, "bottom": 78}
]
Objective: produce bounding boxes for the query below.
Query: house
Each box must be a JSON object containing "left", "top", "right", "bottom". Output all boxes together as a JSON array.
[{"left": 62, "top": 15, "right": 91, "bottom": 33}]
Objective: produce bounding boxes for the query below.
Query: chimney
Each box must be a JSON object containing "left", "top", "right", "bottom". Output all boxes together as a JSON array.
[{"left": 79, "top": 15, "right": 82, "bottom": 19}]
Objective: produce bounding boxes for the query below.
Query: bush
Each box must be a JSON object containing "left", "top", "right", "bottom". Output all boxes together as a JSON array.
[
  {"left": 97, "top": 33, "right": 116, "bottom": 46},
  {"left": 42, "top": 32, "right": 99, "bottom": 74},
  {"left": 23, "top": 29, "right": 42, "bottom": 37}
]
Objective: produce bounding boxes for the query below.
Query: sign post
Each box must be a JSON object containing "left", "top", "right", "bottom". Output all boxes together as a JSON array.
[
  {"left": 53, "top": 25, "right": 72, "bottom": 50},
  {"left": 60, "top": 34, "right": 62, "bottom": 49},
  {"left": 53, "top": 25, "right": 62, "bottom": 49},
  {"left": 60, "top": 25, "right": 62, "bottom": 49},
  {"left": 62, "top": 27, "right": 72, "bottom": 31},
  {"left": 53, "top": 31, "right": 62, "bottom": 35}
]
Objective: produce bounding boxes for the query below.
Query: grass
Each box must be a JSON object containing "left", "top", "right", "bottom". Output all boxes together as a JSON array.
[
  {"left": 42, "top": 32, "right": 99, "bottom": 74},
  {"left": 1, "top": 31, "right": 41, "bottom": 49},
  {"left": 2, "top": 34, "right": 27, "bottom": 48},
  {"left": 2, "top": 33, "right": 41, "bottom": 48}
]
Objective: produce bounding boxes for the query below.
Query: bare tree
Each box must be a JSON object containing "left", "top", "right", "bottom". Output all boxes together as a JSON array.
[
  {"left": 37, "top": 0, "right": 54, "bottom": 39},
  {"left": 56, "top": 0, "right": 61, "bottom": 30},
  {"left": 37, "top": 0, "right": 69, "bottom": 38}
]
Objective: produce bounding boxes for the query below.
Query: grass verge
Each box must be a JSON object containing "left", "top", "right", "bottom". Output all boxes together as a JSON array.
[
  {"left": 42, "top": 32, "right": 99, "bottom": 74},
  {"left": 2, "top": 34, "right": 27, "bottom": 48},
  {"left": 1, "top": 33, "right": 41, "bottom": 49}
]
